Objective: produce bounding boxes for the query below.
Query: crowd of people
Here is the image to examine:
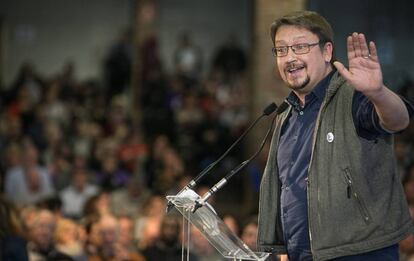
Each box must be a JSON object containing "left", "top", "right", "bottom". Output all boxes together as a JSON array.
[
  {"left": 0, "top": 28, "right": 413, "bottom": 260},
  {"left": 0, "top": 31, "right": 261, "bottom": 261}
]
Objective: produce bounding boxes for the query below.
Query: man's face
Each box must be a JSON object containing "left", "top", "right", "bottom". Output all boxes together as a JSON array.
[
  {"left": 275, "top": 25, "right": 332, "bottom": 95},
  {"left": 161, "top": 217, "right": 180, "bottom": 245},
  {"left": 31, "top": 211, "right": 56, "bottom": 251},
  {"left": 241, "top": 223, "right": 258, "bottom": 251},
  {"left": 100, "top": 222, "right": 118, "bottom": 246}
]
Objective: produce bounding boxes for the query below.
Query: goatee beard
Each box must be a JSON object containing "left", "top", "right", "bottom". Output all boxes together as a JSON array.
[{"left": 287, "top": 76, "right": 310, "bottom": 90}]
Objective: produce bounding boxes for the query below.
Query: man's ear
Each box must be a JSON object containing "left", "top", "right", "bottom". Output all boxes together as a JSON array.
[{"left": 323, "top": 42, "right": 333, "bottom": 63}]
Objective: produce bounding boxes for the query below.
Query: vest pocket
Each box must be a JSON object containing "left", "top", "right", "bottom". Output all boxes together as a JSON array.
[{"left": 343, "top": 168, "right": 372, "bottom": 224}]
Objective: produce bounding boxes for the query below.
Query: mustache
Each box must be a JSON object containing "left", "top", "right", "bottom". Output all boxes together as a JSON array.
[{"left": 285, "top": 62, "right": 306, "bottom": 71}]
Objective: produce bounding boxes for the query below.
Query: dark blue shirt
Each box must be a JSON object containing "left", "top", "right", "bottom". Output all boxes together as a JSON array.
[{"left": 277, "top": 71, "right": 405, "bottom": 260}]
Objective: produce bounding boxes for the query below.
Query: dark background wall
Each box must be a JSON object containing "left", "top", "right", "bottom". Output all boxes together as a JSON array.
[
  {"left": 308, "top": 0, "right": 414, "bottom": 90},
  {"left": 0, "top": 0, "right": 413, "bottom": 90},
  {"left": 0, "top": 0, "right": 133, "bottom": 87},
  {"left": 158, "top": 0, "right": 251, "bottom": 75},
  {"left": 0, "top": 0, "right": 251, "bottom": 88}
]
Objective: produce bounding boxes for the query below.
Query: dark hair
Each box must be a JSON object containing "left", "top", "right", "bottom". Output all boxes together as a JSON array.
[
  {"left": 0, "top": 196, "right": 24, "bottom": 239},
  {"left": 270, "top": 11, "right": 335, "bottom": 62}
]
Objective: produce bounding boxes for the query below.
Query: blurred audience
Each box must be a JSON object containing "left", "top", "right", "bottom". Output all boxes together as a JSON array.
[
  {"left": 211, "top": 33, "right": 247, "bottom": 84},
  {"left": 241, "top": 217, "right": 258, "bottom": 252},
  {"left": 223, "top": 214, "right": 239, "bottom": 236},
  {"left": 142, "top": 215, "right": 198, "bottom": 261},
  {"left": 82, "top": 192, "right": 111, "bottom": 220},
  {"left": 0, "top": 196, "right": 28, "bottom": 261},
  {"left": 173, "top": 32, "right": 202, "bottom": 82},
  {"left": 27, "top": 209, "right": 72, "bottom": 260},
  {"left": 189, "top": 224, "right": 219, "bottom": 261},
  {"left": 104, "top": 29, "right": 133, "bottom": 99},
  {"left": 82, "top": 216, "right": 101, "bottom": 257},
  {"left": 60, "top": 168, "right": 99, "bottom": 219},
  {"left": 88, "top": 215, "right": 144, "bottom": 261},
  {"left": 4, "top": 139, "right": 54, "bottom": 207},
  {"left": 135, "top": 195, "right": 165, "bottom": 249},
  {"left": 109, "top": 177, "right": 150, "bottom": 218},
  {"left": 118, "top": 215, "right": 137, "bottom": 252},
  {"left": 54, "top": 218, "right": 86, "bottom": 260}
]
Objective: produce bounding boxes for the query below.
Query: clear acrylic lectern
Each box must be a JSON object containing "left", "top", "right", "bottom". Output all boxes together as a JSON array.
[{"left": 166, "top": 188, "right": 270, "bottom": 261}]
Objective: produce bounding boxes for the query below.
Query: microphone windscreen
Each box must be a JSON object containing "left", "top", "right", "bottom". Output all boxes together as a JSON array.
[
  {"left": 263, "top": 102, "right": 278, "bottom": 115},
  {"left": 276, "top": 101, "right": 289, "bottom": 114}
]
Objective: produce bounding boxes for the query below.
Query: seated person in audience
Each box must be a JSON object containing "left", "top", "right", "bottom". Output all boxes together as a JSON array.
[
  {"left": 5, "top": 141, "right": 54, "bottom": 207},
  {"left": 88, "top": 215, "right": 145, "bottom": 261},
  {"left": 0, "top": 196, "right": 29, "bottom": 261},
  {"left": 27, "top": 209, "right": 72, "bottom": 260},
  {"left": 54, "top": 218, "right": 87, "bottom": 261},
  {"left": 142, "top": 215, "right": 198, "bottom": 261},
  {"left": 60, "top": 168, "right": 99, "bottom": 219}
]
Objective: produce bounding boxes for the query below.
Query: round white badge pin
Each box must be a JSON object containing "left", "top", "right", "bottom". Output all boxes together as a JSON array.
[{"left": 327, "top": 132, "right": 334, "bottom": 143}]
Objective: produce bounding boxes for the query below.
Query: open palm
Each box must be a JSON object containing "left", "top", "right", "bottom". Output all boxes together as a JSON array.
[{"left": 334, "top": 33, "right": 384, "bottom": 95}]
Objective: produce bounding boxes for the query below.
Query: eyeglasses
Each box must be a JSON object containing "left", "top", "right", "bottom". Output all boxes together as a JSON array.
[{"left": 272, "top": 42, "right": 320, "bottom": 57}]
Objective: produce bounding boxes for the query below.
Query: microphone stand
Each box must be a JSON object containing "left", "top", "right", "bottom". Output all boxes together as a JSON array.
[
  {"left": 192, "top": 112, "right": 277, "bottom": 213},
  {"left": 166, "top": 102, "right": 277, "bottom": 212},
  {"left": 188, "top": 102, "right": 277, "bottom": 189}
]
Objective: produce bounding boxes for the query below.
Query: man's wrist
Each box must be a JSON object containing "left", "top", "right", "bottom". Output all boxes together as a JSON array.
[{"left": 363, "top": 84, "right": 386, "bottom": 102}]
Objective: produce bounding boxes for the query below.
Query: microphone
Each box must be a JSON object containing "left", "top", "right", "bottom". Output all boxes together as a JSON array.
[
  {"left": 263, "top": 102, "right": 278, "bottom": 116},
  {"left": 166, "top": 102, "right": 277, "bottom": 213},
  {"left": 276, "top": 100, "right": 289, "bottom": 115},
  {"left": 191, "top": 111, "right": 277, "bottom": 213}
]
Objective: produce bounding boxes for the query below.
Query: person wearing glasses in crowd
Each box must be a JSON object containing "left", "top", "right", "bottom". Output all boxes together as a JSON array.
[{"left": 257, "top": 10, "right": 414, "bottom": 261}]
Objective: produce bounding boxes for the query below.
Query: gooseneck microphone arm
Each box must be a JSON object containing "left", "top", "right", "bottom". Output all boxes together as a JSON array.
[
  {"left": 192, "top": 111, "right": 278, "bottom": 213},
  {"left": 186, "top": 102, "right": 277, "bottom": 190},
  {"left": 165, "top": 102, "right": 277, "bottom": 213}
]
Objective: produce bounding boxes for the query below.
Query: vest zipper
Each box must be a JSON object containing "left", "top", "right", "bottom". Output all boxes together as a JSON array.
[
  {"left": 344, "top": 169, "right": 371, "bottom": 224},
  {"left": 306, "top": 83, "right": 332, "bottom": 256},
  {"left": 345, "top": 173, "right": 352, "bottom": 199},
  {"left": 307, "top": 97, "right": 328, "bottom": 258}
]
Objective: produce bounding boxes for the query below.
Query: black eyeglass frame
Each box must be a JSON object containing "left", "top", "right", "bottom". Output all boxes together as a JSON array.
[{"left": 272, "top": 41, "right": 321, "bottom": 57}]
